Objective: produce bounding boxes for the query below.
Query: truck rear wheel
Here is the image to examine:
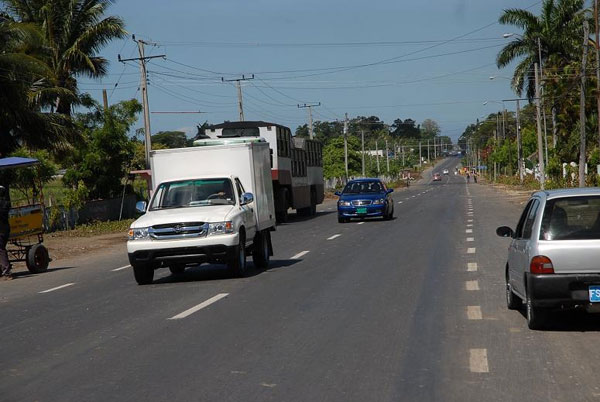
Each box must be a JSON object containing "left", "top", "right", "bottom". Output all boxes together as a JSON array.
[
  {"left": 228, "top": 234, "right": 247, "bottom": 277},
  {"left": 252, "top": 231, "right": 270, "bottom": 269},
  {"left": 133, "top": 264, "right": 154, "bottom": 285}
]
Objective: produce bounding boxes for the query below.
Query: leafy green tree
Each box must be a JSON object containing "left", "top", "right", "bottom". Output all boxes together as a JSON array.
[
  {"left": 9, "top": 148, "right": 57, "bottom": 204},
  {"left": 3, "top": 0, "right": 127, "bottom": 115},
  {"left": 323, "top": 136, "right": 362, "bottom": 179},
  {"left": 63, "top": 99, "right": 142, "bottom": 199},
  {"left": 497, "top": 0, "right": 587, "bottom": 100},
  {"left": 391, "top": 118, "right": 420, "bottom": 139},
  {"left": 421, "top": 119, "right": 440, "bottom": 139},
  {"left": 152, "top": 131, "right": 187, "bottom": 148}
]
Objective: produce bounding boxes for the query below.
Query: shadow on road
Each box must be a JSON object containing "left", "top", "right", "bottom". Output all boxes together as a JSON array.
[
  {"left": 276, "top": 210, "right": 335, "bottom": 225},
  {"left": 153, "top": 258, "right": 302, "bottom": 284},
  {"left": 11, "top": 266, "right": 75, "bottom": 279},
  {"left": 519, "top": 308, "right": 600, "bottom": 332}
]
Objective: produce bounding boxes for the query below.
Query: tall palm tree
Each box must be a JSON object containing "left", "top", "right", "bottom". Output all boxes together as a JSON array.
[
  {"left": 0, "top": 16, "right": 76, "bottom": 156},
  {"left": 496, "top": 0, "right": 587, "bottom": 100},
  {"left": 2, "top": 0, "right": 126, "bottom": 114}
]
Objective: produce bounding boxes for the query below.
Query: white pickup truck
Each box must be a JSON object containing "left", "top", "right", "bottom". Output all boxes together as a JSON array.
[{"left": 127, "top": 139, "right": 276, "bottom": 285}]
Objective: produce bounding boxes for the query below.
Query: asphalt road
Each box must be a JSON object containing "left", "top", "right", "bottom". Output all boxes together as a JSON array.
[{"left": 3, "top": 158, "right": 600, "bottom": 401}]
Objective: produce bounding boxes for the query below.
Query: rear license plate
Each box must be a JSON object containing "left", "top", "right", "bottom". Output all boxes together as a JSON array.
[
  {"left": 356, "top": 207, "right": 367, "bottom": 214},
  {"left": 589, "top": 286, "right": 600, "bottom": 302}
]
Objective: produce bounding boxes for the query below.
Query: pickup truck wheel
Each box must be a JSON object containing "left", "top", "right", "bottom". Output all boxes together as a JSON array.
[
  {"left": 252, "top": 231, "right": 270, "bottom": 269},
  {"left": 228, "top": 235, "right": 247, "bottom": 277},
  {"left": 526, "top": 293, "right": 546, "bottom": 330},
  {"left": 338, "top": 216, "right": 347, "bottom": 223},
  {"left": 133, "top": 264, "right": 154, "bottom": 285},
  {"left": 169, "top": 264, "right": 186, "bottom": 275}
]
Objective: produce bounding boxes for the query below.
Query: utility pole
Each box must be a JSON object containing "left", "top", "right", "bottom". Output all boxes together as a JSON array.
[
  {"left": 433, "top": 137, "right": 437, "bottom": 159},
  {"left": 343, "top": 113, "right": 349, "bottom": 181},
  {"left": 516, "top": 100, "right": 523, "bottom": 184},
  {"left": 427, "top": 139, "right": 430, "bottom": 161},
  {"left": 538, "top": 37, "right": 549, "bottom": 170},
  {"left": 580, "top": 21, "right": 590, "bottom": 188},
  {"left": 118, "top": 36, "right": 165, "bottom": 169},
  {"left": 419, "top": 141, "right": 422, "bottom": 168},
  {"left": 535, "top": 63, "right": 545, "bottom": 189},
  {"left": 102, "top": 89, "right": 109, "bottom": 110},
  {"left": 401, "top": 145, "right": 405, "bottom": 166},
  {"left": 361, "top": 129, "right": 365, "bottom": 177},
  {"left": 222, "top": 74, "right": 254, "bottom": 122},
  {"left": 386, "top": 139, "right": 390, "bottom": 173},
  {"left": 297, "top": 102, "right": 320, "bottom": 139},
  {"left": 376, "top": 140, "right": 380, "bottom": 173},
  {"left": 595, "top": 0, "right": 600, "bottom": 148}
]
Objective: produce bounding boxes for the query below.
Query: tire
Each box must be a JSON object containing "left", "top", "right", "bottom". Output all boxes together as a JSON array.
[
  {"left": 26, "top": 244, "right": 50, "bottom": 273},
  {"left": 228, "top": 233, "right": 247, "bottom": 277},
  {"left": 276, "top": 209, "right": 288, "bottom": 223},
  {"left": 169, "top": 264, "right": 186, "bottom": 275},
  {"left": 133, "top": 264, "right": 154, "bottom": 285},
  {"left": 338, "top": 216, "right": 347, "bottom": 223},
  {"left": 526, "top": 293, "right": 546, "bottom": 330},
  {"left": 506, "top": 283, "right": 521, "bottom": 310},
  {"left": 252, "top": 231, "right": 270, "bottom": 269}
]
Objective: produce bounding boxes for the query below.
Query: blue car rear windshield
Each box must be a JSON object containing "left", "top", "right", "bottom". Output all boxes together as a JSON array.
[{"left": 343, "top": 181, "right": 384, "bottom": 194}]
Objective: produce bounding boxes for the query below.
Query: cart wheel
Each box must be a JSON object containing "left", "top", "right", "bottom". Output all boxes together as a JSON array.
[{"left": 26, "top": 244, "right": 50, "bottom": 273}]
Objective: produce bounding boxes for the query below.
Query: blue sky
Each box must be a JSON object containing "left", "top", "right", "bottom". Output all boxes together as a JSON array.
[{"left": 80, "top": 0, "right": 540, "bottom": 141}]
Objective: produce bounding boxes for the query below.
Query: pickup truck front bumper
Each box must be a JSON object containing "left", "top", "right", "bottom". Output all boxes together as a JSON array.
[
  {"left": 127, "top": 233, "right": 239, "bottom": 268},
  {"left": 527, "top": 273, "right": 600, "bottom": 308}
]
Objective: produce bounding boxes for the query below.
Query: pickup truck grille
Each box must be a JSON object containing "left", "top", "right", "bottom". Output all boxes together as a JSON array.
[
  {"left": 352, "top": 200, "right": 372, "bottom": 206},
  {"left": 149, "top": 222, "right": 208, "bottom": 240}
]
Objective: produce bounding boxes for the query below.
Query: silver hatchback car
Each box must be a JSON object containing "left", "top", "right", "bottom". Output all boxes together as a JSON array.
[{"left": 497, "top": 188, "right": 600, "bottom": 329}]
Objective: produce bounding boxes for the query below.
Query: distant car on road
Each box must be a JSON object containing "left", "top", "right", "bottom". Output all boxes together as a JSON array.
[
  {"left": 443, "top": 169, "right": 449, "bottom": 175},
  {"left": 335, "top": 178, "right": 394, "bottom": 223},
  {"left": 497, "top": 188, "right": 600, "bottom": 329},
  {"left": 432, "top": 173, "right": 442, "bottom": 181}
]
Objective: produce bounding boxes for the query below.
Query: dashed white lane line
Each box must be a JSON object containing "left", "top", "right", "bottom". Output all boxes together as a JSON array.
[
  {"left": 467, "top": 262, "right": 478, "bottom": 272},
  {"left": 398, "top": 201, "right": 403, "bottom": 204},
  {"left": 327, "top": 234, "right": 342, "bottom": 240},
  {"left": 467, "top": 219, "right": 473, "bottom": 223},
  {"left": 111, "top": 265, "right": 131, "bottom": 272},
  {"left": 466, "top": 280, "right": 480, "bottom": 291},
  {"left": 467, "top": 248, "right": 476, "bottom": 254},
  {"left": 467, "top": 306, "right": 483, "bottom": 320},
  {"left": 291, "top": 251, "right": 310, "bottom": 259},
  {"left": 467, "top": 224, "right": 473, "bottom": 227},
  {"left": 39, "top": 283, "right": 75, "bottom": 294},
  {"left": 467, "top": 237, "right": 474, "bottom": 242},
  {"left": 168, "top": 293, "right": 229, "bottom": 320},
  {"left": 470, "top": 349, "right": 489, "bottom": 373},
  {"left": 357, "top": 222, "right": 365, "bottom": 225},
  {"left": 466, "top": 229, "right": 473, "bottom": 233}
]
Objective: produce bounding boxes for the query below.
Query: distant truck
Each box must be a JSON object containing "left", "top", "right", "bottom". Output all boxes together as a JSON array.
[
  {"left": 127, "top": 139, "right": 275, "bottom": 285},
  {"left": 201, "top": 121, "right": 324, "bottom": 222}
]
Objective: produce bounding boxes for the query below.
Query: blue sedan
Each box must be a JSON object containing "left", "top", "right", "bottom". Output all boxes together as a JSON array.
[{"left": 335, "top": 179, "right": 394, "bottom": 223}]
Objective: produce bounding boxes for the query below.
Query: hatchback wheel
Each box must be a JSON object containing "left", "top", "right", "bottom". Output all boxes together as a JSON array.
[
  {"left": 526, "top": 293, "right": 546, "bottom": 330},
  {"left": 506, "top": 283, "right": 521, "bottom": 310}
]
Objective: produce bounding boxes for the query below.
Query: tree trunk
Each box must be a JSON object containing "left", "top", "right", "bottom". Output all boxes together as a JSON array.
[{"left": 580, "top": 21, "right": 590, "bottom": 188}]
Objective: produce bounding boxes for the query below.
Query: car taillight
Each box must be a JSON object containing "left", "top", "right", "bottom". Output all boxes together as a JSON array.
[{"left": 530, "top": 255, "right": 554, "bottom": 274}]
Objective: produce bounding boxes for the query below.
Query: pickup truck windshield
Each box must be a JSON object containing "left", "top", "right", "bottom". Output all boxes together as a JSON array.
[{"left": 150, "top": 178, "right": 236, "bottom": 210}]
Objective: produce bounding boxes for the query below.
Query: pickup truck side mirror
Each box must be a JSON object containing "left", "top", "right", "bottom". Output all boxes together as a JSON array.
[
  {"left": 496, "top": 226, "right": 514, "bottom": 238},
  {"left": 334, "top": 191, "right": 341, "bottom": 196},
  {"left": 241, "top": 192, "right": 254, "bottom": 205},
  {"left": 135, "top": 201, "right": 147, "bottom": 214}
]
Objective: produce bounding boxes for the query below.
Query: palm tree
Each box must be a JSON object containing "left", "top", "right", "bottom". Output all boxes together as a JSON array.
[
  {"left": 496, "top": 0, "right": 587, "bottom": 100},
  {"left": 0, "top": 16, "right": 76, "bottom": 156},
  {"left": 2, "top": 0, "right": 126, "bottom": 115}
]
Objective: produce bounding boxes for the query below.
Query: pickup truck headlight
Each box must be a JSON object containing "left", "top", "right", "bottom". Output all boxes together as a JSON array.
[
  {"left": 128, "top": 227, "right": 149, "bottom": 240},
  {"left": 208, "top": 221, "right": 234, "bottom": 236},
  {"left": 373, "top": 199, "right": 385, "bottom": 205},
  {"left": 339, "top": 201, "right": 351, "bottom": 207}
]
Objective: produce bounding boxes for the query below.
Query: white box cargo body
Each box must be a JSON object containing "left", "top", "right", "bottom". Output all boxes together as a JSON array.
[{"left": 150, "top": 141, "right": 275, "bottom": 231}]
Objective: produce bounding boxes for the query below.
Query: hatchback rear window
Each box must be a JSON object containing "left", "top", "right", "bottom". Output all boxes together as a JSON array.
[{"left": 540, "top": 196, "right": 600, "bottom": 240}]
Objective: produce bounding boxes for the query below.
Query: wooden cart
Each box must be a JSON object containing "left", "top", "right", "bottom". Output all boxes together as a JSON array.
[{"left": 0, "top": 157, "right": 50, "bottom": 273}]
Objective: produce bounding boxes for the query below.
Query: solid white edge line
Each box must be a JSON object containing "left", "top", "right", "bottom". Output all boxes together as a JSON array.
[
  {"left": 168, "top": 293, "right": 229, "bottom": 320},
  {"left": 111, "top": 265, "right": 131, "bottom": 272},
  {"left": 327, "top": 234, "right": 342, "bottom": 240},
  {"left": 39, "top": 283, "right": 75, "bottom": 294},
  {"left": 291, "top": 250, "right": 310, "bottom": 259},
  {"left": 469, "top": 349, "right": 489, "bottom": 373}
]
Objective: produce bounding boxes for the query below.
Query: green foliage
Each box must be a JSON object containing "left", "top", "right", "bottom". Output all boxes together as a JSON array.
[
  {"left": 152, "top": 131, "right": 188, "bottom": 148},
  {"left": 323, "top": 136, "right": 362, "bottom": 179},
  {"left": 63, "top": 99, "right": 142, "bottom": 199},
  {"left": 9, "top": 148, "right": 57, "bottom": 205},
  {"left": 63, "top": 180, "right": 89, "bottom": 229},
  {"left": 61, "top": 218, "right": 134, "bottom": 237}
]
